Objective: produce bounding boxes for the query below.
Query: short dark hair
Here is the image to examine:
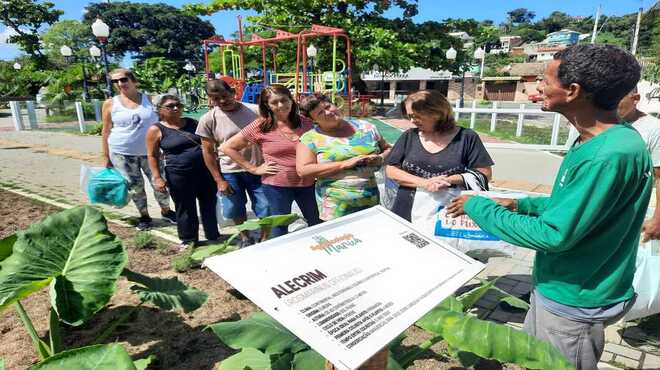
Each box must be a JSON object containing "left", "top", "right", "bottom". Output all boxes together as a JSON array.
[
  {"left": 553, "top": 44, "right": 640, "bottom": 110},
  {"left": 257, "top": 84, "right": 301, "bottom": 132},
  {"left": 207, "top": 79, "right": 233, "bottom": 94},
  {"left": 299, "top": 93, "right": 331, "bottom": 118}
]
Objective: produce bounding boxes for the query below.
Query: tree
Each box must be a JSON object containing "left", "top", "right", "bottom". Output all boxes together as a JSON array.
[
  {"left": 0, "top": 0, "right": 62, "bottom": 66},
  {"left": 537, "top": 11, "right": 573, "bottom": 34},
  {"left": 507, "top": 8, "right": 536, "bottom": 26},
  {"left": 41, "top": 20, "right": 95, "bottom": 65},
  {"left": 183, "top": 0, "right": 458, "bottom": 75},
  {"left": 83, "top": 2, "right": 215, "bottom": 62}
]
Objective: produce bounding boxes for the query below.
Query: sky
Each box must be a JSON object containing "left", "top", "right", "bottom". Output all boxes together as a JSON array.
[{"left": 0, "top": 0, "right": 652, "bottom": 62}]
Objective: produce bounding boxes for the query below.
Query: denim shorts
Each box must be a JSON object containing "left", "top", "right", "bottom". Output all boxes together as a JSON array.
[{"left": 221, "top": 172, "right": 269, "bottom": 219}]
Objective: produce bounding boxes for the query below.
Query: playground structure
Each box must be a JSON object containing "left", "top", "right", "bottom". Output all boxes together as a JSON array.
[{"left": 202, "top": 17, "right": 354, "bottom": 115}]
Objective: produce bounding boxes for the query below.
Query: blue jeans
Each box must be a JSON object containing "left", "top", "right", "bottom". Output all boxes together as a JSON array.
[
  {"left": 221, "top": 172, "right": 270, "bottom": 219},
  {"left": 262, "top": 184, "right": 322, "bottom": 237}
]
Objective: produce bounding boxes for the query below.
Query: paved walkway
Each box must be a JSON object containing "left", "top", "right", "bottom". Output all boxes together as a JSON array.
[{"left": 0, "top": 127, "right": 658, "bottom": 369}]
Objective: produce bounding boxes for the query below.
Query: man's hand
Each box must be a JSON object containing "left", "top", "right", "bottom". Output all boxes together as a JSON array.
[
  {"left": 446, "top": 195, "right": 474, "bottom": 217},
  {"left": 104, "top": 156, "right": 113, "bottom": 168},
  {"left": 153, "top": 177, "right": 168, "bottom": 193},
  {"left": 641, "top": 217, "right": 660, "bottom": 242},
  {"left": 422, "top": 176, "right": 451, "bottom": 192},
  {"left": 217, "top": 179, "right": 234, "bottom": 196}
]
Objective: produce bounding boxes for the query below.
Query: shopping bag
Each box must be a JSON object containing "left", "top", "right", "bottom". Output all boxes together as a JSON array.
[
  {"left": 622, "top": 240, "right": 660, "bottom": 321},
  {"left": 411, "top": 189, "right": 526, "bottom": 261},
  {"left": 216, "top": 193, "right": 226, "bottom": 226},
  {"left": 81, "top": 165, "right": 129, "bottom": 207}
]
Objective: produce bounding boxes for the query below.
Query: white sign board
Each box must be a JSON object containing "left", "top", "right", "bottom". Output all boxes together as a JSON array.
[{"left": 204, "top": 206, "right": 484, "bottom": 370}]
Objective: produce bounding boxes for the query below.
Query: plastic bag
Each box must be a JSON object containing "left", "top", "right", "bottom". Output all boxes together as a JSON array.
[
  {"left": 411, "top": 189, "right": 527, "bottom": 261},
  {"left": 622, "top": 240, "right": 660, "bottom": 321},
  {"left": 216, "top": 193, "right": 226, "bottom": 226},
  {"left": 80, "top": 165, "right": 129, "bottom": 207}
]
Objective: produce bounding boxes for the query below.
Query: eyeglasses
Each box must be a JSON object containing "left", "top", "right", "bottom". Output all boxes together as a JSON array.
[
  {"left": 111, "top": 77, "right": 130, "bottom": 84},
  {"left": 405, "top": 113, "right": 419, "bottom": 121},
  {"left": 161, "top": 103, "right": 183, "bottom": 111}
]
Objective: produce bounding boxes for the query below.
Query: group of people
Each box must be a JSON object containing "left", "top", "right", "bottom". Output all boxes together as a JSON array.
[{"left": 100, "top": 42, "right": 659, "bottom": 370}]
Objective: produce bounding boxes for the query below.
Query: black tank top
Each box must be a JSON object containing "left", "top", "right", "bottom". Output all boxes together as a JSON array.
[{"left": 156, "top": 117, "right": 204, "bottom": 172}]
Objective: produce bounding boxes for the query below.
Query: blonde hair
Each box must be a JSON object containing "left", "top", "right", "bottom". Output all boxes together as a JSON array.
[
  {"left": 109, "top": 68, "right": 137, "bottom": 82},
  {"left": 401, "top": 90, "right": 456, "bottom": 132}
]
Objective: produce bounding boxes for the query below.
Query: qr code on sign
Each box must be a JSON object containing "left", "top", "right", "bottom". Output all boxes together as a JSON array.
[{"left": 402, "top": 232, "right": 429, "bottom": 248}]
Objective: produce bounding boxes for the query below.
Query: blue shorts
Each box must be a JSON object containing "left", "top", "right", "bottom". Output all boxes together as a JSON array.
[{"left": 221, "top": 172, "right": 269, "bottom": 219}]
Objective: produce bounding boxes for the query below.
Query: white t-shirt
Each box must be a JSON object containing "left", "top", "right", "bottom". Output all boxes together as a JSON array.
[{"left": 632, "top": 114, "right": 660, "bottom": 167}]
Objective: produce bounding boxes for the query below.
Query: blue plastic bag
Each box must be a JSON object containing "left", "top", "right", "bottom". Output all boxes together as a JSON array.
[{"left": 85, "top": 167, "right": 129, "bottom": 207}]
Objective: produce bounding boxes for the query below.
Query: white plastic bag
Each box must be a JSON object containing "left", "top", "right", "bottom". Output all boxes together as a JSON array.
[
  {"left": 411, "top": 189, "right": 526, "bottom": 261},
  {"left": 622, "top": 240, "right": 660, "bottom": 321},
  {"left": 80, "top": 165, "right": 103, "bottom": 195},
  {"left": 216, "top": 193, "right": 226, "bottom": 226}
]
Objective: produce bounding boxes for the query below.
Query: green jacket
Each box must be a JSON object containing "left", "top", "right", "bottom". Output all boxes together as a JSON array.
[{"left": 465, "top": 124, "right": 653, "bottom": 307}]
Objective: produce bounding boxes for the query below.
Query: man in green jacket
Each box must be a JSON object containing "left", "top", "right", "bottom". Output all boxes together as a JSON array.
[{"left": 447, "top": 44, "right": 651, "bottom": 370}]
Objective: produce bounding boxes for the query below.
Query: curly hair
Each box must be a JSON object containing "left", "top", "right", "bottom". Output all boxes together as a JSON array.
[
  {"left": 299, "top": 93, "right": 331, "bottom": 118},
  {"left": 553, "top": 44, "right": 640, "bottom": 110}
]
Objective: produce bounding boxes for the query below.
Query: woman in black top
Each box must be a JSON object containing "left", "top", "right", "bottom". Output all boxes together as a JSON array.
[
  {"left": 146, "top": 95, "right": 220, "bottom": 248},
  {"left": 385, "top": 90, "right": 494, "bottom": 221}
]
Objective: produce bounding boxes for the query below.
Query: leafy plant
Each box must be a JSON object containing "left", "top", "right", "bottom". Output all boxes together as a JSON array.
[
  {"left": 26, "top": 344, "right": 151, "bottom": 370},
  {"left": 0, "top": 206, "right": 207, "bottom": 366},
  {"left": 133, "top": 231, "right": 155, "bottom": 249}
]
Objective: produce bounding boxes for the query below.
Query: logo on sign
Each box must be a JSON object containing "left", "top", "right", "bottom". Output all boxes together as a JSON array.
[
  {"left": 309, "top": 234, "right": 363, "bottom": 255},
  {"left": 434, "top": 206, "right": 499, "bottom": 241}
]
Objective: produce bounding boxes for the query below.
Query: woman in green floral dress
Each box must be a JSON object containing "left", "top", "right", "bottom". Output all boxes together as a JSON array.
[{"left": 297, "top": 94, "right": 391, "bottom": 220}]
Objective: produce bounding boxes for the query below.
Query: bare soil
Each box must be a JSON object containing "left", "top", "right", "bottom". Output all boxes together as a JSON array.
[{"left": 0, "top": 189, "right": 520, "bottom": 370}]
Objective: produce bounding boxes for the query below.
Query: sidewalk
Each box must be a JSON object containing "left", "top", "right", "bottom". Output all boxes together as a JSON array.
[{"left": 0, "top": 128, "right": 658, "bottom": 369}]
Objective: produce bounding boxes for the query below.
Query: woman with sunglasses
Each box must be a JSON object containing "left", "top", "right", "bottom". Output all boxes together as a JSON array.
[
  {"left": 385, "top": 90, "right": 494, "bottom": 221},
  {"left": 101, "top": 68, "right": 175, "bottom": 230},
  {"left": 222, "top": 85, "right": 322, "bottom": 237},
  {"left": 145, "top": 95, "right": 220, "bottom": 249},
  {"left": 297, "top": 93, "right": 391, "bottom": 221}
]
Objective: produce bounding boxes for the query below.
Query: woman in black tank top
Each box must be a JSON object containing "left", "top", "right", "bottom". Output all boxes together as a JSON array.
[{"left": 146, "top": 95, "right": 220, "bottom": 247}]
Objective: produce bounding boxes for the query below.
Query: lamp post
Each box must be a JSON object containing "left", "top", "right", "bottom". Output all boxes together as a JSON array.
[
  {"left": 60, "top": 45, "right": 92, "bottom": 101},
  {"left": 91, "top": 18, "right": 112, "bottom": 97},
  {"left": 474, "top": 47, "right": 486, "bottom": 80},
  {"left": 306, "top": 44, "right": 317, "bottom": 92},
  {"left": 183, "top": 60, "right": 196, "bottom": 100},
  {"left": 373, "top": 63, "right": 385, "bottom": 114},
  {"left": 13, "top": 62, "right": 21, "bottom": 71},
  {"left": 445, "top": 46, "right": 466, "bottom": 108}
]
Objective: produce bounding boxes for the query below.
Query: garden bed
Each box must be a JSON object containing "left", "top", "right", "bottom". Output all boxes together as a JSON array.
[{"left": 0, "top": 189, "right": 525, "bottom": 370}]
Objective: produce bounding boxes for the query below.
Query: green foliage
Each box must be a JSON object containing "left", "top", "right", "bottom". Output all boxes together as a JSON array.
[
  {"left": 171, "top": 247, "right": 197, "bottom": 273},
  {"left": 122, "top": 268, "right": 208, "bottom": 313},
  {"left": 27, "top": 344, "right": 138, "bottom": 370},
  {"left": 0, "top": 206, "right": 127, "bottom": 326},
  {"left": 417, "top": 310, "right": 573, "bottom": 370},
  {"left": 133, "top": 231, "right": 155, "bottom": 249},
  {"left": 0, "top": 234, "right": 16, "bottom": 265},
  {"left": 507, "top": 8, "right": 536, "bottom": 26},
  {"left": 0, "top": 0, "right": 62, "bottom": 66},
  {"left": 0, "top": 60, "right": 50, "bottom": 98},
  {"left": 643, "top": 62, "right": 660, "bottom": 84},
  {"left": 83, "top": 122, "right": 104, "bottom": 136},
  {"left": 132, "top": 57, "right": 179, "bottom": 94},
  {"left": 83, "top": 2, "right": 215, "bottom": 61},
  {"left": 41, "top": 20, "right": 95, "bottom": 65},
  {"left": 133, "top": 355, "right": 156, "bottom": 370}
]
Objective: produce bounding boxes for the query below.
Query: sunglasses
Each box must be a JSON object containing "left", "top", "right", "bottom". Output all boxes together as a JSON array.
[
  {"left": 161, "top": 103, "right": 183, "bottom": 111},
  {"left": 111, "top": 77, "right": 130, "bottom": 84}
]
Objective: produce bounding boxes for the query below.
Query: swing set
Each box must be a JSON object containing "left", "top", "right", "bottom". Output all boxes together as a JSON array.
[{"left": 202, "top": 17, "right": 354, "bottom": 115}]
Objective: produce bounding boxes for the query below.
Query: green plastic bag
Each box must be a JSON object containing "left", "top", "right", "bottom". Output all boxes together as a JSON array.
[{"left": 86, "top": 167, "right": 129, "bottom": 207}]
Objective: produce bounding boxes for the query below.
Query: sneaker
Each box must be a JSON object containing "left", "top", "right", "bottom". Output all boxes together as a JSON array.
[
  {"left": 161, "top": 210, "right": 177, "bottom": 224},
  {"left": 136, "top": 216, "right": 153, "bottom": 231},
  {"left": 178, "top": 241, "right": 195, "bottom": 252}
]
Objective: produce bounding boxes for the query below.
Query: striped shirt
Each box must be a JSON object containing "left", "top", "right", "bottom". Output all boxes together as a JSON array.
[{"left": 241, "top": 115, "right": 314, "bottom": 187}]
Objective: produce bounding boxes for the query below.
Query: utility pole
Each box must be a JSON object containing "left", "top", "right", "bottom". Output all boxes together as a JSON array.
[
  {"left": 631, "top": 7, "right": 643, "bottom": 55},
  {"left": 591, "top": 5, "right": 601, "bottom": 44}
]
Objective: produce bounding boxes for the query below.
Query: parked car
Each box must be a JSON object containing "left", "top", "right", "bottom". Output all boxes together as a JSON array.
[{"left": 528, "top": 93, "right": 543, "bottom": 103}]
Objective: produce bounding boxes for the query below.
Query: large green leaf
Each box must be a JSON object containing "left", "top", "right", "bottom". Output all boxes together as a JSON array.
[
  {"left": 457, "top": 278, "right": 499, "bottom": 311},
  {"left": 122, "top": 269, "right": 208, "bottom": 313},
  {"left": 27, "top": 344, "right": 137, "bottom": 370},
  {"left": 419, "top": 310, "right": 573, "bottom": 370},
  {"left": 387, "top": 354, "right": 404, "bottom": 370},
  {"left": 207, "top": 312, "right": 309, "bottom": 354},
  {"left": 0, "top": 357, "right": 4, "bottom": 370},
  {"left": 292, "top": 350, "right": 324, "bottom": 370},
  {"left": 133, "top": 355, "right": 156, "bottom": 370},
  {"left": 0, "top": 234, "right": 16, "bottom": 265},
  {"left": 0, "top": 206, "right": 127, "bottom": 325},
  {"left": 236, "top": 214, "right": 300, "bottom": 232},
  {"left": 270, "top": 352, "right": 293, "bottom": 370},
  {"left": 218, "top": 348, "right": 271, "bottom": 370},
  {"left": 416, "top": 295, "right": 463, "bottom": 329}
]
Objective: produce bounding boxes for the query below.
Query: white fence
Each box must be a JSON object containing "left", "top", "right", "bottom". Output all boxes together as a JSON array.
[
  {"left": 8, "top": 99, "right": 102, "bottom": 133},
  {"left": 453, "top": 100, "right": 578, "bottom": 152}
]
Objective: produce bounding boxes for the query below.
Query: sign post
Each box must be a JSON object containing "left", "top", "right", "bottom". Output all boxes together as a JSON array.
[{"left": 205, "top": 206, "right": 484, "bottom": 370}]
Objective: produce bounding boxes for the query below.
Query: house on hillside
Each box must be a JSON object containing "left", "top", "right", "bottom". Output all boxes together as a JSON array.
[
  {"left": 479, "top": 62, "right": 546, "bottom": 102},
  {"left": 448, "top": 31, "right": 474, "bottom": 49},
  {"left": 523, "top": 29, "right": 586, "bottom": 61},
  {"left": 490, "top": 35, "right": 523, "bottom": 54}
]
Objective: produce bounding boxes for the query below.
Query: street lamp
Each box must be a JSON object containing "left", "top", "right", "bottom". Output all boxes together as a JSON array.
[
  {"left": 183, "top": 60, "right": 196, "bottom": 97},
  {"left": 13, "top": 62, "right": 21, "bottom": 70},
  {"left": 474, "top": 47, "right": 486, "bottom": 80},
  {"left": 60, "top": 45, "right": 91, "bottom": 100},
  {"left": 91, "top": 18, "right": 112, "bottom": 97},
  {"left": 445, "top": 46, "right": 466, "bottom": 108},
  {"left": 373, "top": 63, "right": 385, "bottom": 114},
  {"left": 306, "top": 44, "right": 317, "bottom": 91}
]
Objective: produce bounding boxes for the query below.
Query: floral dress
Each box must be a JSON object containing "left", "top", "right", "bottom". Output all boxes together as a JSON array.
[{"left": 300, "top": 119, "right": 383, "bottom": 220}]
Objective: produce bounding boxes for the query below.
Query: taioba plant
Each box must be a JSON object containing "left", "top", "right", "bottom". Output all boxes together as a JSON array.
[
  {"left": 0, "top": 206, "right": 207, "bottom": 367},
  {"left": 208, "top": 279, "right": 573, "bottom": 370}
]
